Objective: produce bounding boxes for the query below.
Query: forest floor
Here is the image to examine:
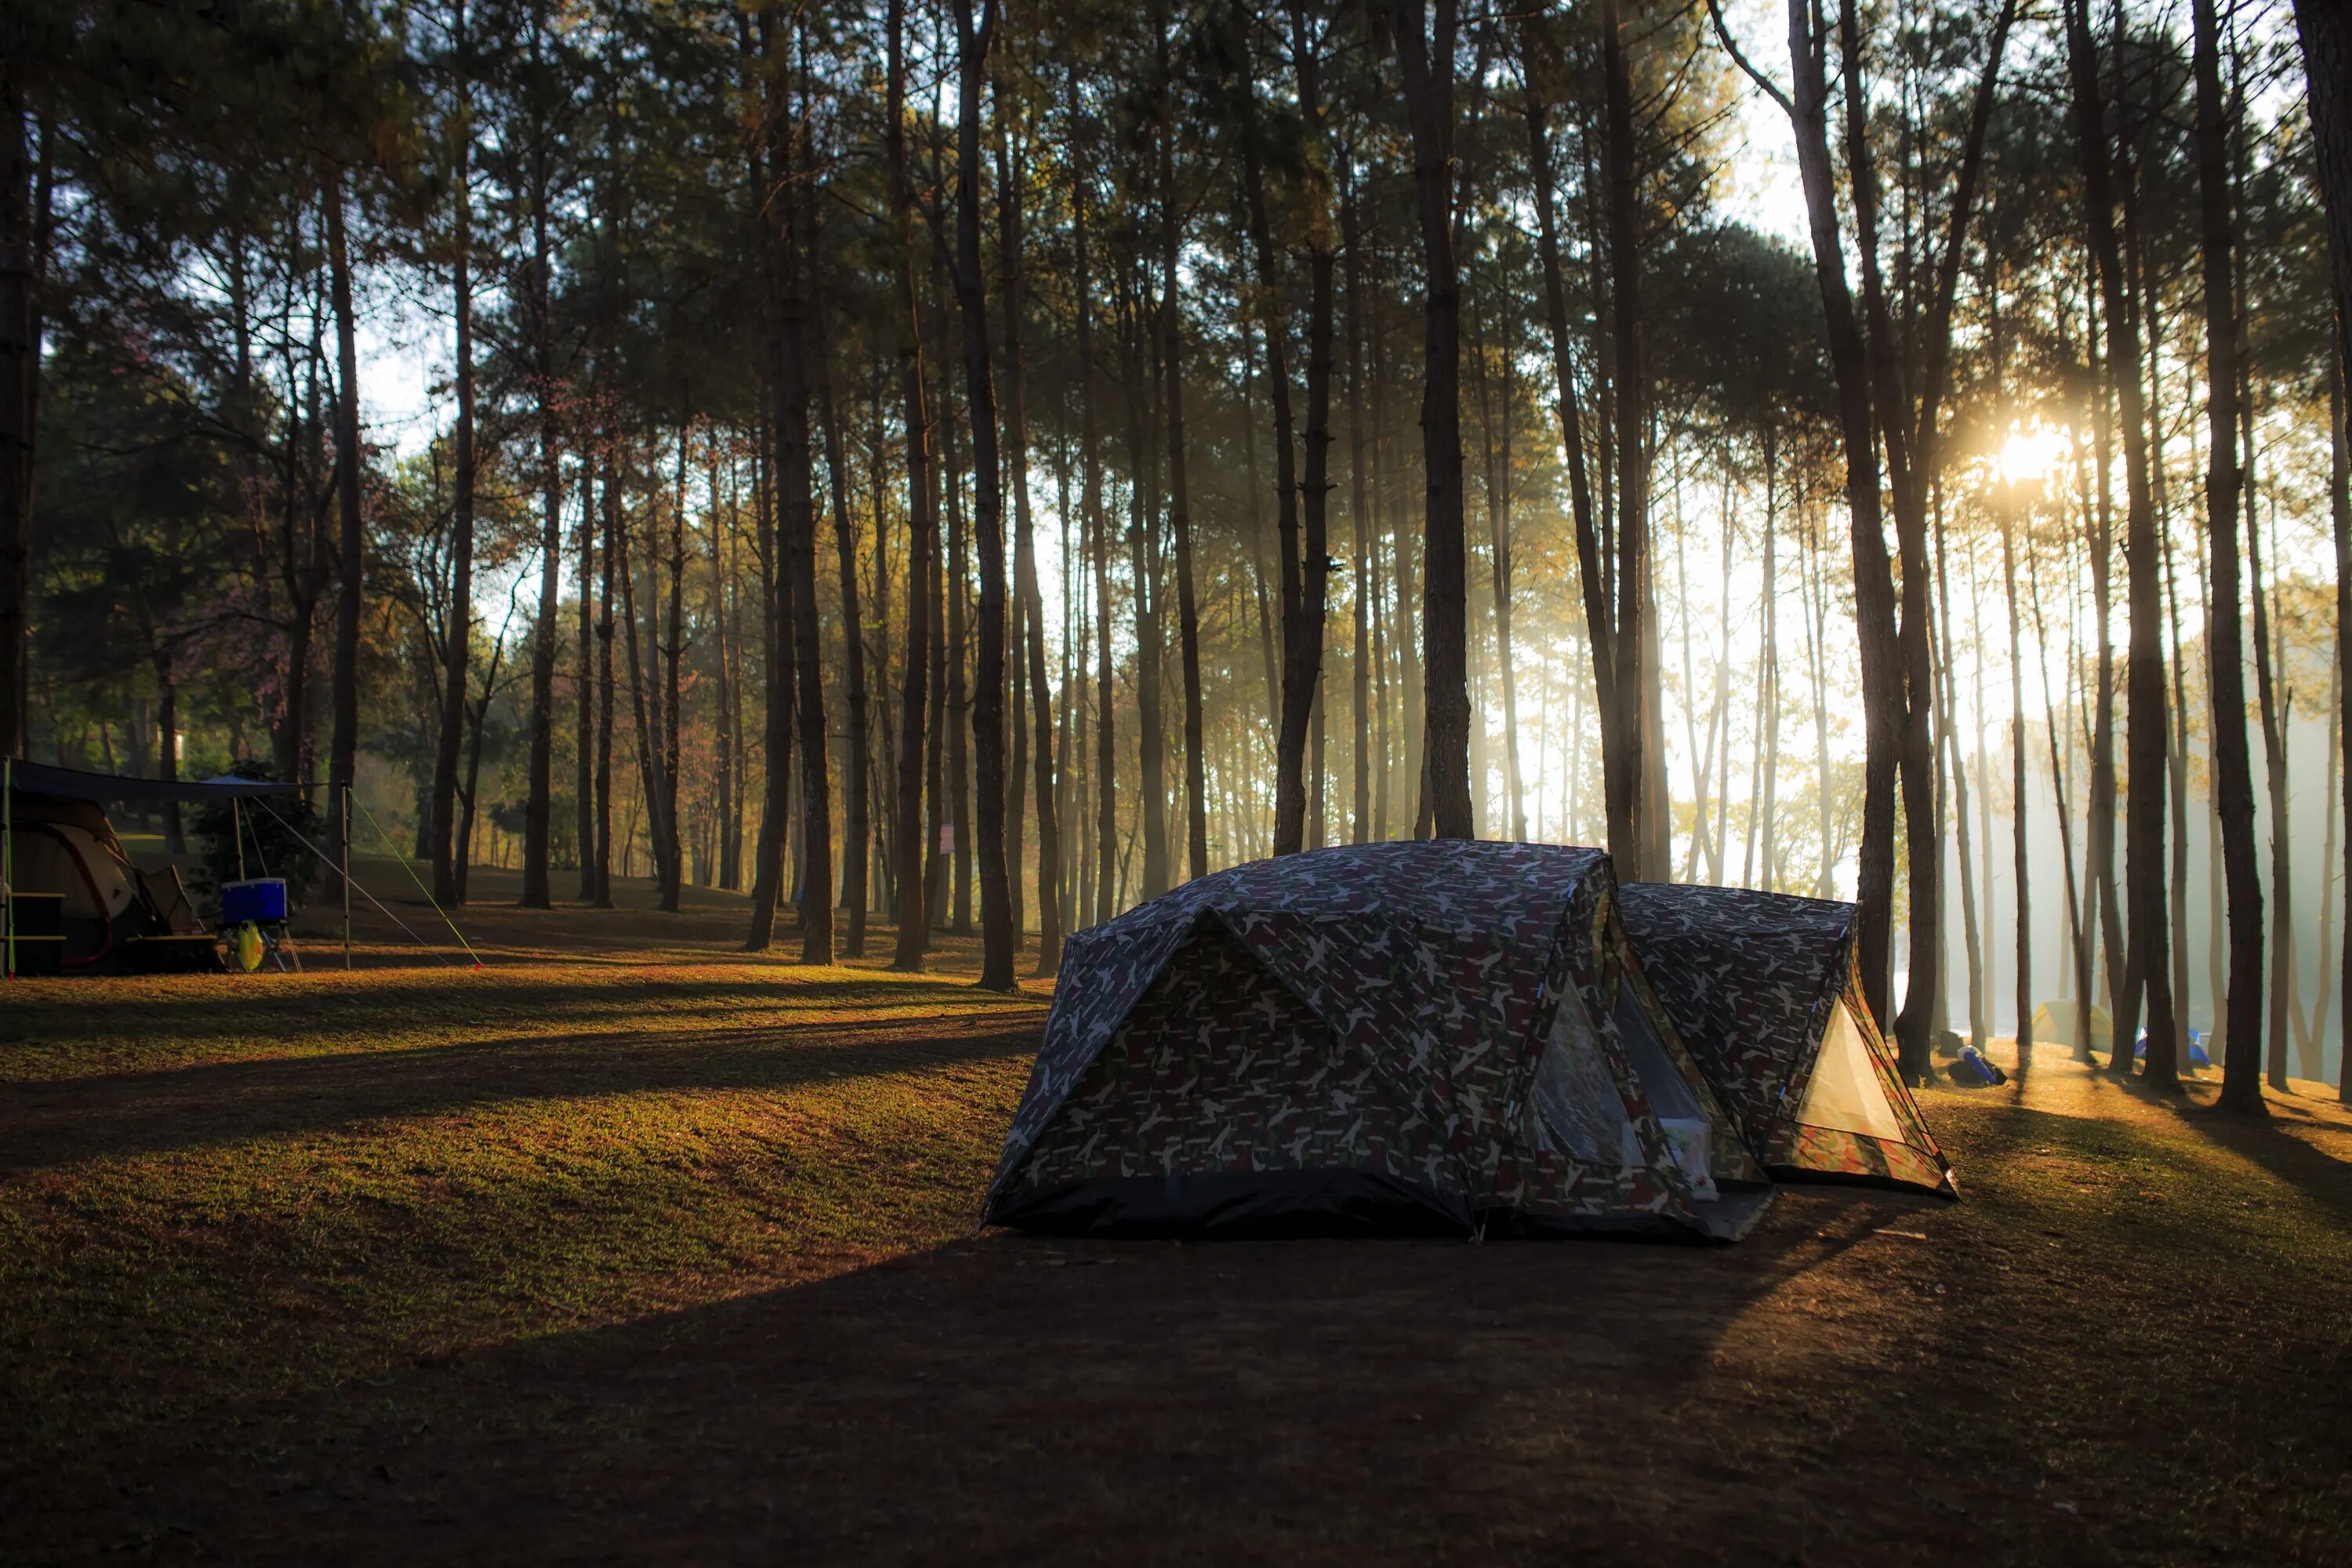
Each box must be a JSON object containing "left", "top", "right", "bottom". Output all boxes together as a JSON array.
[{"left": 5, "top": 861, "right": 2351, "bottom": 1564}]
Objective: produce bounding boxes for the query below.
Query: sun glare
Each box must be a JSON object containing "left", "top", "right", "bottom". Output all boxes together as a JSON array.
[{"left": 1997, "top": 425, "right": 2066, "bottom": 488}]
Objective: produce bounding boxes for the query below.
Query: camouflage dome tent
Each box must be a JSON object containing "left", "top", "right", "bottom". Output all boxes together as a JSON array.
[
  {"left": 1617, "top": 883, "right": 1956, "bottom": 1197},
  {"left": 986, "top": 842, "right": 1773, "bottom": 1240}
]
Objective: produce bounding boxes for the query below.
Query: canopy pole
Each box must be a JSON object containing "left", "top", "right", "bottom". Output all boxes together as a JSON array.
[
  {"left": 341, "top": 784, "right": 352, "bottom": 971},
  {"left": 234, "top": 797, "right": 247, "bottom": 880},
  {"left": 4, "top": 757, "right": 14, "bottom": 980}
]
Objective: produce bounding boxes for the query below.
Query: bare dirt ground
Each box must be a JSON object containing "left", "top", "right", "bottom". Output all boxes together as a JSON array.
[{"left": 5, "top": 869, "right": 2350, "bottom": 1564}]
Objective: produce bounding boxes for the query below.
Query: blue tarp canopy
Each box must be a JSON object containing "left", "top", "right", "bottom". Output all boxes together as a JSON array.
[{"left": 3, "top": 759, "right": 303, "bottom": 806}]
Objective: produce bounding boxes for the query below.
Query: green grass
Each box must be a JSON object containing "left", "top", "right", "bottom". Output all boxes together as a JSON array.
[
  {"left": 5, "top": 939, "right": 2350, "bottom": 1561},
  {"left": 0, "top": 953, "right": 1047, "bottom": 1459}
]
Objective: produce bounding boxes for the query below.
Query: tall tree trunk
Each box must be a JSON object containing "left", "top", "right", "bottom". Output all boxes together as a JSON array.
[
  {"left": 577, "top": 464, "right": 597, "bottom": 900},
  {"left": 593, "top": 456, "right": 618, "bottom": 907},
  {"left": 1163, "top": 6, "right": 1209, "bottom": 884},
  {"left": 2003, "top": 488, "right": 2033, "bottom": 1077},
  {"left": 2192, "top": 0, "right": 2267, "bottom": 1112},
  {"left": 620, "top": 501, "right": 684, "bottom": 914},
  {"left": 953, "top": 0, "right": 1015, "bottom": 990},
  {"left": 887, "top": 0, "right": 936, "bottom": 971},
  {"left": 0, "top": 96, "right": 49, "bottom": 759},
  {"left": 1521, "top": 83, "right": 1617, "bottom": 858},
  {"left": 1388, "top": 0, "right": 1471, "bottom": 840},
  {"left": 325, "top": 176, "right": 365, "bottom": 866},
  {"left": 431, "top": 35, "right": 477, "bottom": 906},
  {"left": 822, "top": 337, "right": 869, "bottom": 956},
  {"left": 521, "top": 11, "right": 559, "bottom": 909},
  {"left": 1599, "top": 0, "right": 1659, "bottom": 873},
  {"left": 2288, "top": 0, "right": 2352, "bottom": 1101},
  {"left": 1067, "top": 68, "right": 1115, "bottom": 928},
  {"left": 2060, "top": 81, "right": 2161, "bottom": 1080},
  {"left": 2249, "top": 459, "right": 2291, "bottom": 1091},
  {"left": 1766, "top": 0, "right": 1907, "bottom": 1030},
  {"left": 1241, "top": 70, "right": 1311, "bottom": 858},
  {"left": 1935, "top": 492, "right": 1986, "bottom": 1050},
  {"left": 996, "top": 69, "right": 1058, "bottom": 970},
  {"left": 2337, "top": 350, "right": 2352, "bottom": 1102},
  {"left": 938, "top": 227, "right": 973, "bottom": 935},
  {"left": 1345, "top": 156, "right": 1373, "bottom": 846}
]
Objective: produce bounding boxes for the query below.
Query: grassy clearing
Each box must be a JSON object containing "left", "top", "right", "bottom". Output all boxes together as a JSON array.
[
  {"left": 5, "top": 905, "right": 2351, "bottom": 1560},
  {"left": 1, "top": 887, "right": 1047, "bottom": 1467}
]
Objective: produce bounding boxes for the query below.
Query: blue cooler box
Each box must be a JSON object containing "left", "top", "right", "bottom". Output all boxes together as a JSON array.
[{"left": 220, "top": 878, "right": 290, "bottom": 924}]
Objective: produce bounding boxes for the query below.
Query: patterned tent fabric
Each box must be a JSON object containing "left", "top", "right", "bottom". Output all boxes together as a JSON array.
[
  {"left": 1617, "top": 882, "right": 1957, "bottom": 1197},
  {"left": 985, "top": 842, "right": 1773, "bottom": 1240}
]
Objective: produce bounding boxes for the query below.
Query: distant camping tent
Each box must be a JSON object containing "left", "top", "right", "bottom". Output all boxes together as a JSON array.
[
  {"left": 2028, "top": 1000, "right": 2112, "bottom": 1057},
  {"left": 1617, "top": 883, "right": 1956, "bottom": 1198},
  {"left": 985, "top": 842, "right": 1773, "bottom": 1241},
  {"left": 2, "top": 760, "right": 297, "bottom": 971}
]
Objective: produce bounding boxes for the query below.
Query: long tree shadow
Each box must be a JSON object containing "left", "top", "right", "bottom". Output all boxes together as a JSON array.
[
  {"left": 2, "top": 971, "right": 1035, "bottom": 1057},
  {"left": 0, "top": 1012, "right": 1046, "bottom": 1171},
  {"left": 2151, "top": 1091, "right": 2352, "bottom": 1222},
  {"left": 13, "top": 1203, "right": 1904, "bottom": 1566}
]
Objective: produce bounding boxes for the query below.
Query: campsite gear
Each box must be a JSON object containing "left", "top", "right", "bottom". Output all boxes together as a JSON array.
[
  {"left": 2187, "top": 1033, "right": 2213, "bottom": 1070},
  {"left": 1951, "top": 1046, "right": 2006, "bottom": 1087},
  {"left": 218, "top": 877, "right": 300, "bottom": 972},
  {"left": 985, "top": 841, "right": 1773, "bottom": 1241},
  {"left": 1618, "top": 882, "right": 1958, "bottom": 1198},
  {"left": 0, "top": 761, "right": 306, "bottom": 975},
  {"left": 124, "top": 933, "right": 227, "bottom": 974},
  {"left": 1, "top": 889, "right": 64, "bottom": 974}
]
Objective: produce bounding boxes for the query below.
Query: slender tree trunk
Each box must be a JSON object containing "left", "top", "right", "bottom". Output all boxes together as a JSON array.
[
  {"left": 2287, "top": 0, "right": 2352, "bottom": 1099},
  {"left": 2249, "top": 460, "right": 2292, "bottom": 1091},
  {"left": 1345, "top": 157, "right": 1373, "bottom": 846},
  {"left": 938, "top": 230, "right": 973, "bottom": 935},
  {"left": 594, "top": 456, "right": 618, "bottom": 908},
  {"left": 993, "top": 70, "right": 1058, "bottom": 973},
  {"left": 953, "top": 0, "right": 1014, "bottom": 989},
  {"left": 0, "top": 97, "right": 45, "bottom": 758},
  {"left": 1935, "top": 491, "right": 1987, "bottom": 1050},
  {"left": 325, "top": 176, "right": 365, "bottom": 865},
  {"left": 430, "top": 8, "right": 477, "bottom": 907},
  {"left": 1163, "top": 7, "right": 1208, "bottom": 882},
  {"left": 822, "top": 340, "right": 869, "bottom": 957},
  {"left": 2192, "top": 0, "right": 2267, "bottom": 1111},
  {"left": 1067, "top": 74, "right": 1115, "bottom": 928},
  {"left": 1775, "top": 0, "right": 1906, "bottom": 1032},
  {"left": 2003, "top": 492, "right": 2033, "bottom": 1077},
  {"left": 1595, "top": 0, "right": 1658, "bottom": 872},
  {"left": 1522, "top": 85, "right": 1620, "bottom": 857},
  {"left": 2337, "top": 350, "right": 2352, "bottom": 1102},
  {"left": 576, "top": 463, "right": 597, "bottom": 900},
  {"left": 1242, "top": 72, "right": 1313, "bottom": 857},
  {"left": 2063, "top": 17, "right": 2176, "bottom": 1082},
  {"left": 521, "top": 10, "right": 558, "bottom": 908},
  {"left": 887, "top": 0, "right": 936, "bottom": 971},
  {"left": 1388, "top": 0, "right": 1471, "bottom": 840}
]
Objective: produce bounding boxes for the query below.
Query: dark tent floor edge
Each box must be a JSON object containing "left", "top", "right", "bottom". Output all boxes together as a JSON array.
[{"left": 986, "top": 1172, "right": 1778, "bottom": 1243}]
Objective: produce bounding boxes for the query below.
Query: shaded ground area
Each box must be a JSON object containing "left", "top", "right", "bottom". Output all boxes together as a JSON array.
[{"left": 6, "top": 891, "right": 2352, "bottom": 1563}]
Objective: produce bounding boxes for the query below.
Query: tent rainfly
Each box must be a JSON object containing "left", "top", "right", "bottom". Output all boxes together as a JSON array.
[
  {"left": 985, "top": 842, "right": 1773, "bottom": 1241},
  {"left": 1617, "top": 883, "right": 1957, "bottom": 1198}
]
